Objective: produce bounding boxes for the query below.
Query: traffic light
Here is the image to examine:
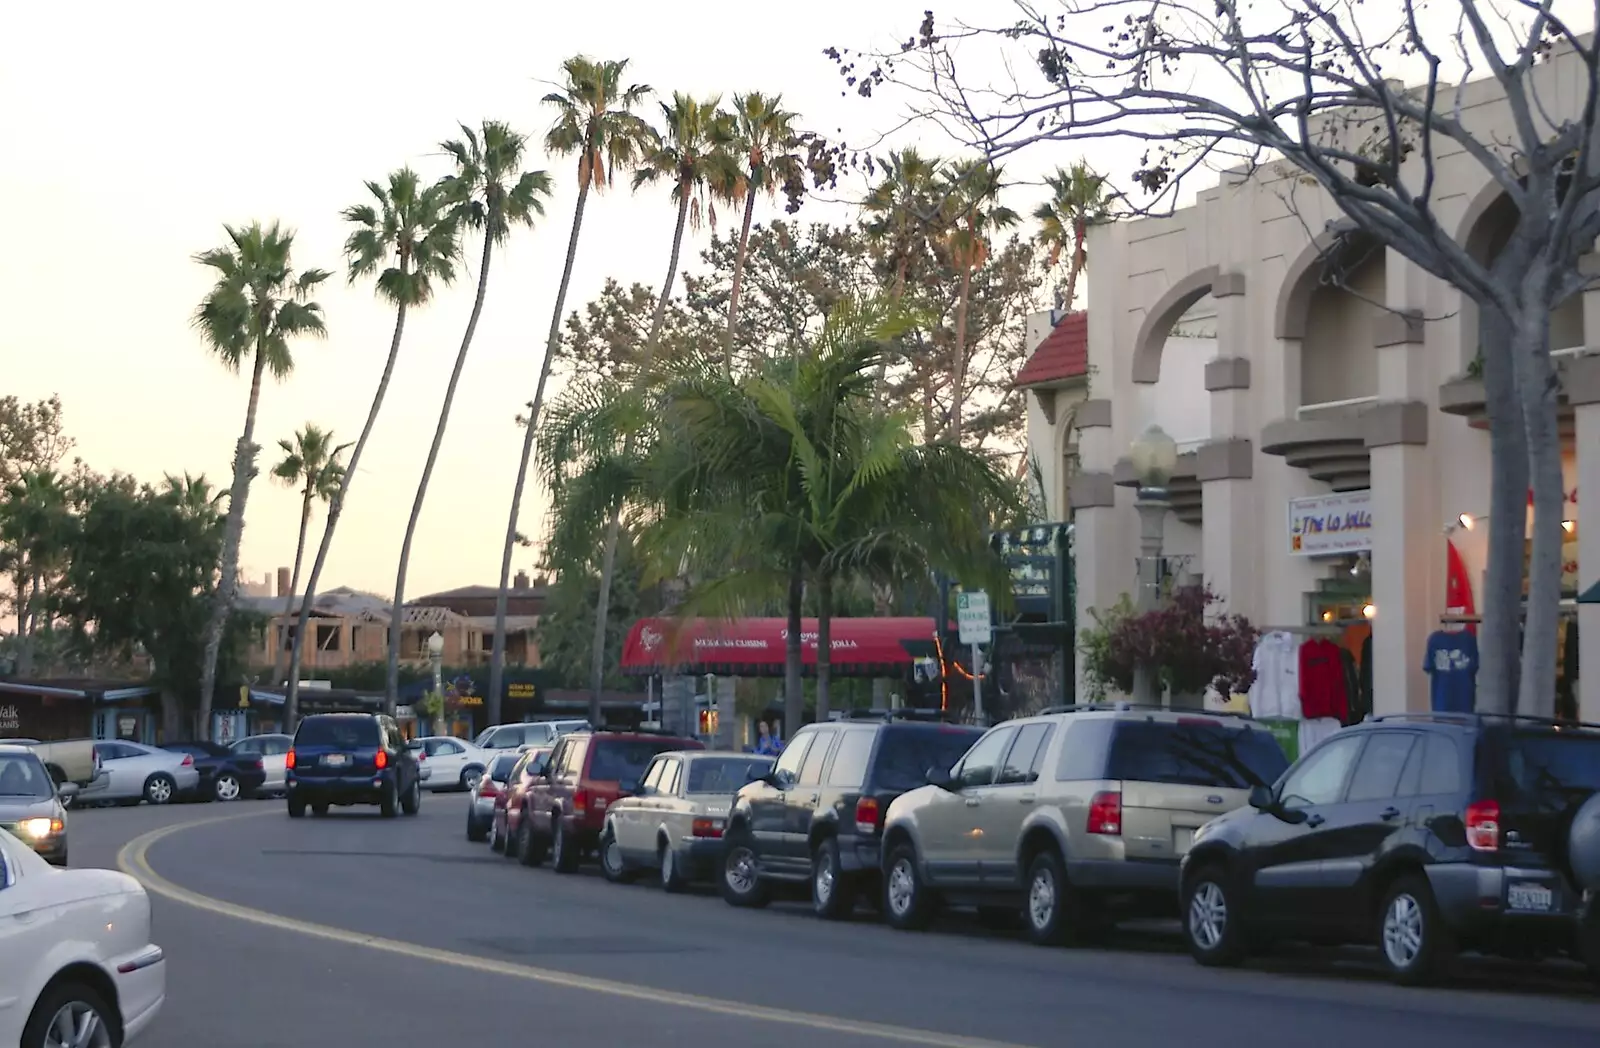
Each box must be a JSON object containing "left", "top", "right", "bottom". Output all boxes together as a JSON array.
[{"left": 698, "top": 708, "right": 719, "bottom": 735}]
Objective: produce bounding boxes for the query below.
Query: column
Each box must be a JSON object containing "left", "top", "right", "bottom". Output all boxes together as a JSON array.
[
  {"left": 1570, "top": 356, "right": 1600, "bottom": 722},
  {"left": 1070, "top": 399, "right": 1127, "bottom": 698},
  {"left": 1201, "top": 272, "right": 1262, "bottom": 622},
  {"left": 1366, "top": 403, "right": 1438, "bottom": 713}
]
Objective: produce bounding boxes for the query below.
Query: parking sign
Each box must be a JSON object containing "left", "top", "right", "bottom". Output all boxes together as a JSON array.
[{"left": 957, "top": 591, "right": 992, "bottom": 645}]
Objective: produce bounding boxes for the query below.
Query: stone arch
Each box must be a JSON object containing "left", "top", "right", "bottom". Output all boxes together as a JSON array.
[
  {"left": 1131, "top": 265, "right": 1220, "bottom": 384},
  {"left": 1273, "top": 220, "right": 1359, "bottom": 340}
]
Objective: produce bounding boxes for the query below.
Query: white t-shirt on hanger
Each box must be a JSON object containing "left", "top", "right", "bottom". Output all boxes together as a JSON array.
[{"left": 1248, "top": 631, "right": 1303, "bottom": 720}]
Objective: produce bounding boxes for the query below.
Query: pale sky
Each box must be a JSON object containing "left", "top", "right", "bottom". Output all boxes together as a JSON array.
[{"left": 1, "top": 0, "right": 988, "bottom": 599}]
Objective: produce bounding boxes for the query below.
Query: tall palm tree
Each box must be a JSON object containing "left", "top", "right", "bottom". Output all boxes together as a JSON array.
[
  {"left": 939, "top": 160, "right": 1019, "bottom": 445},
  {"left": 861, "top": 148, "right": 945, "bottom": 304},
  {"left": 385, "top": 122, "right": 551, "bottom": 710},
  {"left": 282, "top": 170, "right": 460, "bottom": 728},
  {"left": 1033, "top": 161, "right": 1111, "bottom": 310},
  {"left": 487, "top": 57, "right": 654, "bottom": 725},
  {"left": 192, "top": 221, "right": 329, "bottom": 740},
  {"left": 269, "top": 424, "right": 348, "bottom": 685},
  {"left": 723, "top": 92, "right": 801, "bottom": 371},
  {"left": 583, "top": 93, "right": 735, "bottom": 725}
]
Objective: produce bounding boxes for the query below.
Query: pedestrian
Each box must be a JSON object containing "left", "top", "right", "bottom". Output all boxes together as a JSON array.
[{"left": 754, "top": 719, "right": 781, "bottom": 756}]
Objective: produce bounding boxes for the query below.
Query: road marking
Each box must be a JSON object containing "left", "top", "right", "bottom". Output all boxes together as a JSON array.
[{"left": 118, "top": 815, "right": 1040, "bottom": 1048}]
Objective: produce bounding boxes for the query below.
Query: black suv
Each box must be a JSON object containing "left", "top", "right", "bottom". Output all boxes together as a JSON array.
[
  {"left": 285, "top": 713, "right": 422, "bottom": 819},
  {"left": 720, "top": 715, "right": 983, "bottom": 918},
  {"left": 1180, "top": 713, "right": 1600, "bottom": 984}
]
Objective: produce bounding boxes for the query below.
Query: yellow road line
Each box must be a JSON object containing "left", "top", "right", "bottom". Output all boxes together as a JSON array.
[{"left": 117, "top": 815, "right": 1040, "bottom": 1048}]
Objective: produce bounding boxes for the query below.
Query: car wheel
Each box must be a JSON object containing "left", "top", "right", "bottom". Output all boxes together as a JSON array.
[
  {"left": 599, "top": 824, "right": 634, "bottom": 884},
  {"left": 1023, "top": 848, "right": 1084, "bottom": 947},
  {"left": 311, "top": 803, "right": 330, "bottom": 817},
  {"left": 516, "top": 819, "right": 546, "bottom": 867},
  {"left": 660, "top": 838, "right": 690, "bottom": 894},
  {"left": 401, "top": 779, "right": 421, "bottom": 816},
  {"left": 1379, "top": 874, "right": 1452, "bottom": 985},
  {"left": 21, "top": 980, "right": 116, "bottom": 1048},
  {"left": 551, "top": 816, "right": 579, "bottom": 874},
  {"left": 287, "top": 797, "right": 306, "bottom": 818},
  {"left": 379, "top": 782, "right": 398, "bottom": 818},
  {"left": 719, "top": 830, "right": 769, "bottom": 908},
  {"left": 467, "top": 810, "right": 488, "bottom": 843},
  {"left": 882, "top": 842, "right": 935, "bottom": 931},
  {"left": 460, "top": 766, "right": 484, "bottom": 792},
  {"left": 811, "top": 837, "right": 857, "bottom": 920},
  {"left": 1182, "top": 864, "right": 1247, "bottom": 967},
  {"left": 143, "top": 773, "right": 176, "bottom": 806},
  {"left": 213, "top": 773, "right": 242, "bottom": 802},
  {"left": 489, "top": 817, "right": 505, "bottom": 852}
]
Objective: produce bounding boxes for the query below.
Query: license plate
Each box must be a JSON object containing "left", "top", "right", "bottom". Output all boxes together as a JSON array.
[
  {"left": 1173, "top": 828, "right": 1195, "bottom": 854},
  {"left": 321, "top": 754, "right": 349, "bottom": 768},
  {"left": 1506, "top": 882, "right": 1553, "bottom": 912}
]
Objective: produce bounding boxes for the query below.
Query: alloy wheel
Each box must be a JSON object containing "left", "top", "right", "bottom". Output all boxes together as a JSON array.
[
  {"left": 1188, "top": 881, "right": 1228, "bottom": 951},
  {"left": 725, "top": 846, "right": 757, "bottom": 895},
  {"left": 886, "top": 858, "right": 917, "bottom": 917},
  {"left": 215, "top": 774, "right": 241, "bottom": 802},
  {"left": 815, "top": 856, "right": 835, "bottom": 905},
  {"left": 1382, "top": 892, "right": 1425, "bottom": 969},
  {"left": 147, "top": 777, "right": 173, "bottom": 805},
  {"left": 603, "top": 835, "right": 624, "bottom": 876},
  {"left": 42, "top": 1000, "right": 112, "bottom": 1048},
  {"left": 1028, "top": 867, "right": 1057, "bottom": 931}
]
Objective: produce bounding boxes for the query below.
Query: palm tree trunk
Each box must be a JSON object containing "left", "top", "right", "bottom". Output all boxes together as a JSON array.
[
  {"left": 387, "top": 232, "right": 496, "bottom": 711},
  {"left": 1476, "top": 299, "right": 1526, "bottom": 714},
  {"left": 950, "top": 263, "right": 974, "bottom": 445},
  {"left": 784, "top": 565, "right": 804, "bottom": 738},
  {"left": 1062, "top": 219, "right": 1087, "bottom": 309},
  {"left": 15, "top": 571, "right": 33, "bottom": 678},
  {"left": 284, "top": 298, "right": 410, "bottom": 730},
  {"left": 873, "top": 257, "right": 911, "bottom": 399},
  {"left": 587, "top": 187, "right": 694, "bottom": 725},
  {"left": 815, "top": 573, "right": 834, "bottom": 723},
  {"left": 271, "top": 490, "right": 314, "bottom": 686},
  {"left": 198, "top": 348, "right": 269, "bottom": 741},
  {"left": 724, "top": 188, "right": 758, "bottom": 375},
  {"left": 490, "top": 175, "right": 595, "bottom": 726}
]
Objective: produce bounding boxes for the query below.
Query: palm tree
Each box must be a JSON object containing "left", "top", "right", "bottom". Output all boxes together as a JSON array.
[
  {"left": 282, "top": 170, "right": 460, "bottom": 728},
  {"left": 583, "top": 92, "right": 735, "bottom": 725},
  {"left": 861, "top": 148, "right": 945, "bottom": 304},
  {"left": 1033, "top": 161, "right": 1111, "bottom": 310},
  {"left": 0, "top": 470, "right": 69, "bottom": 677},
  {"left": 268, "top": 424, "right": 348, "bottom": 685},
  {"left": 385, "top": 122, "right": 551, "bottom": 710},
  {"left": 192, "top": 221, "right": 329, "bottom": 740},
  {"left": 938, "top": 160, "right": 1019, "bottom": 445},
  {"left": 723, "top": 92, "right": 801, "bottom": 371},
  {"left": 487, "top": 57, "right": 654, "bottom": 725}
]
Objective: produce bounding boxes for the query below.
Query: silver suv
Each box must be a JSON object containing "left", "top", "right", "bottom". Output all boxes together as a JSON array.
[{"left": 878, "top": 704, "right": 1290, "bottom": 945}]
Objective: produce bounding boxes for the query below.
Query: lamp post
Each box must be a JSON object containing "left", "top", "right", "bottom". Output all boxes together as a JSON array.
[
  {"left": 426, "top": 631, "right": 445, "bottom": 737},
  {"left": 1129, "top": 424, "right": 1178, "bottom": 705}
]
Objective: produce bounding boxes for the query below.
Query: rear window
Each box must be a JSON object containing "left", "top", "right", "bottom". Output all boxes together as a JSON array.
[
  {"left": 295, "top": 717, "right": 380, "bottom": 750},
  {"left": 488, "top": 754, "right": 520, "bottom": 781},
  {"left": 871, "top": 727, "right": 984, "bottom": 793},
  {"left": 587, "top": 739, "right": 692, "bottom": 782},
  {"left": 687, "top": 757, "right": 773, "bottom": 794},
  {"left": 1492, "top": 730, "right": 1600, "bottom": 803},
  {"left": 1107, "top": 720, "right": 1288, "bottom": 790}
]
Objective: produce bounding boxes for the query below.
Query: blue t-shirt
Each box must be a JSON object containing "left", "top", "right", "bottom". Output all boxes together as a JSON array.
[{"left": 1423, "top": 630, "right": 1478, "bottom": 713}]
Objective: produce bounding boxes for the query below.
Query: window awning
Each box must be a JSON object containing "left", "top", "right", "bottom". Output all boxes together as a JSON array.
[{"left": 620, "top": 617, "right": 937, "bottom": 678}]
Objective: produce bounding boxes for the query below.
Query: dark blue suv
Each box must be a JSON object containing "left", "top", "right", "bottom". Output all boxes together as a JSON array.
[{"left": 286, "top": 713, "right": 422, "bottom": 819}]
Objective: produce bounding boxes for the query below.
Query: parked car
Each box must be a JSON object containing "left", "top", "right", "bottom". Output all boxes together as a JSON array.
[
  {"left": 878, "top": 704, "right": 1289, "bottom": 943},
  {"left": 467, "top": 750, "right": 521, "bottom": 843},
  {"left": 162, "top": 741, "right": 268, "bottom": 802},
  {"left": 416, "top": 735, "right": 491, "bottom": 792},
  {"left": 0, "top": 737, "right": 105, "bottom": 803},
  {"left": 601, "top": 751, "right": 775, "bottom": 891},
  {"left": 497, "top": 746, "right": 553, "bottom": 857},
  {"left": 91, "top": 741, "right": 202, "bottom": 806},
  {"left": 519, "top": 728, "right": 704, "bottom": 873},
  {"left": 1180, "top": 711, "right": 1600, "bottom": 984},
  {"left": 474, "top": 720, "right": 590, "bottom": 752},
  {"left": 285, "top": 712, "right": 422, "bottom": 818},
  {"left": 229, "top": 733, "right": 293, "bottom": 796},
  {"left": 721, "top": 716, "right": 985, "bottom": 917},
  {"left": 0, "top": 745, "right": 75, "bottom": 865},
  {"left": 0, "top": 826, "right": 166, "bottom": 1048}
]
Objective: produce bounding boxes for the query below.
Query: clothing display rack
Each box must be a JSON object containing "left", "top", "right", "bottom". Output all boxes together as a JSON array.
[
  {"left": 1259, "top": 623, "right": 1359, "bottom": 634},
  {"left": 1440, "top": 613, "right": 1481, "bottom": 624}
]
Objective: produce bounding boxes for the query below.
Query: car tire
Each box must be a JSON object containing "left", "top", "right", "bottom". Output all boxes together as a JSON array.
[
  {"left": 460, "top": 766, "right": 484, "bottom": 792},
  {"left": 379, "top": 782, "right": 398, "bottom": 818},
  {"left": 21, "top": 979, "right": 118, "bottom": 1048},
  {"left": 311, "top": 803, "right": 330, "bottom": 817},
  {"left": 1022, "top": 849, "right": 1084, "bottom": 947},
  {"left": 551, "top": 816, "right": 579, "bottom": 874},
  {"left": 489, "top": 818, "right": 505, "bottom": 852},
  {"left": 214, "top": 773, "right": 242, "bottom": 802},
  {"left": 467, "top": 811, "right": 488, "bottom": 843},
  {"left": 719, "top": 829, "right": 770, "bottom": 908},
  {"left": 660, "top": 838, "right": 690, "bottom": 894},
  {"left": 1378, "top": 874, "right": 1452, "bottom": 986},
  {"left": 599, "top": 824, "right": 634, "bottom": 884},
  {"left": 882, "top": 842, "right": 935, "bottom": 931},
  {"left": 144, "top": 773, "right": 176, "bottom": 806},
  {"left": 1182, "top": 863, "right": 1247, "bottom": 967},
  {"left": 516, "top": 819, "right": 546, "bottom": 867},
  {"left": 287, "top": 797, "right": 306, "bottom": 818},
  {"left": 401, "top": 779, "right": 421, "bottom": 816},
  {"left": 811, "top": 837, "right": 857, "bottom": 920}
]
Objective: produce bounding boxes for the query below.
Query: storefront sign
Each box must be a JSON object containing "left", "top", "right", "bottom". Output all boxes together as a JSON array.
[
  {"left": 1288, "top": 490, "right": 1374, "bottom": 556},
  {"left": 506, "top": 682, "right": 536, "bottom": 700},
  {"left": 0, "top": 703, "right": 19, "bottom": 733},
  {"left": 986, "top": 523, "right": 1071, "bottom": 620}
]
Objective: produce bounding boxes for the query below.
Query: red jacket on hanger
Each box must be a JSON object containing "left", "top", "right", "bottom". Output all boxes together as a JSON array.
[{"left": 1298, "top": 638, "right": 1351, "bottom": 721}]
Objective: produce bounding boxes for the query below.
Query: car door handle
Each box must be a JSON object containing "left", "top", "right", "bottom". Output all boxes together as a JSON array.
[
  {"left": 11, "top": 910, "right": 36, "bottom": 924},
  {"left": 1305, "top": 813, "right": 1325, "bottom": 828},
  {"left": 1018, "top": 794, "right": 1037, "bottom": 804},
  {"left": 964, "top": 797, "right": 981, "bottom": 807},
  {"left": 1380, "top": 806, "right": 1401, "bottom": 821}
]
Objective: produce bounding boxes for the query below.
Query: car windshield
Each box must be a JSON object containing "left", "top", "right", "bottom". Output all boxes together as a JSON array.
[
  {"left": 687, "top": 757, "right": 774, "bottom": 794},
  {"left": 873, "top": 727, "right": 985, "bottom": 792},
  {"left": 489, "top": 754, "right": 519, "bottom": 780},
  {"left": 1108, "top": 720, "right": 1289, "bottom": 789},
  {"left": 295, "top": 718, "right": 380, "bottom": 750},
  {"left": 588, "top": 739, "right": 685, "bottom": 782},
  {"left": 0, "top": 753, "right": 54, "bottom": 798}
]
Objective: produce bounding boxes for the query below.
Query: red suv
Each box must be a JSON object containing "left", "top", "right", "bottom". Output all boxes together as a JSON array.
[{"left": 520, "top": 728, "right": 703, "bottom": 873}]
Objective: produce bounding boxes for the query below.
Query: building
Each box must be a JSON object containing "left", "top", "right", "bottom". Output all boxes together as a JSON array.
[{"left": 1028, "top": 51, "right": 1597, "bottom": 720}]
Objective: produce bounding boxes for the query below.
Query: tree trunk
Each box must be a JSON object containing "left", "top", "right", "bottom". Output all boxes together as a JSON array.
[
  {"left": 491, "top": 173, "right": 594, "bottom": 727},
  {"left": 784, "top": 565, "right": 804, "bottom": 738},
  {"left": 1475, "top": 299, "right": 1527, "bottom": 714},
  {"left": 950, "top": 263, "right": 973, "bottom": 445},
  {"left": 1062, "top": 222, "right": 1086, "bottom": 310},
  {"left": 724, "top": 187, "right": 758, "bottom": 375},
  {"left": 160, "top": 687, "right": 182, "bottom": 742},
  {"left": 1511, "top": 294, "right": 1562, "bottom": 718},
  {"left": 815, "top": 573, "right": 834, "bottom": 723},
  {"left": 284, "top": 298, "right": 410, "bottom": 730},
  {"left": 14, "top": 571, "right": 33, "bottom": 678},
  {"left": 198, "top": 348, "right": 269, "bottom": 742},
  {"left": 871, "top": 583, "right": 892, "bottom": 708},
  {"left": 874, "top": 257, "right": 911, "bottom": 401},
  {"left": 388, "top": 231, "right": 496, "bottom": 712},
  {"left": 272, "top": 490, "right": 314, "bottom": 686},
  {"left": 587, "top": 186, "right": 694, "bottom": 725}
]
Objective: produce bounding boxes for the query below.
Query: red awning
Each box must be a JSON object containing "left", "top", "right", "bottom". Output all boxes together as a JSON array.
[{"left": 620, "top": 617, "right": 937, "bottom": 678}]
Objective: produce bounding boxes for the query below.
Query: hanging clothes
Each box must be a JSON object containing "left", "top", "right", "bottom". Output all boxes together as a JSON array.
[
  {"left": 1358, "top": 633, "right": 1374, "bottom": 722},
  {"left": 1422, "top": 627, "right": 1479, "bottom": 713},
  {"left": 1337, "top": 645, "right": 1361, "bottom": 725},
  {"left": 1248, "top": 632, "right": 1302, "bottom": 720},
  {"left": 1298, "top": 637, "right": 1351, "bottom": 722}
]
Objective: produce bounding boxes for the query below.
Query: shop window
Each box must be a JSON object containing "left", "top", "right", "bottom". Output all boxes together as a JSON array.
[
  {"left": 316, "top": 624, "right": 340, "bottom": 651},
  {"left": 1299, "top": 244, "right": 1383, "bottom": 409}
]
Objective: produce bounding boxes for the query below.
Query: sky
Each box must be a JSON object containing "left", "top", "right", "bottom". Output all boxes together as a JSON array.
[{"left": 0, "top": 0, "right": 992, "bottom": 600}]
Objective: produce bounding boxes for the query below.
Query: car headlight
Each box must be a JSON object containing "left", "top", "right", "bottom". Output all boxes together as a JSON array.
[{"left": 19, "top": 817, "right": 62, "bottom": 839}]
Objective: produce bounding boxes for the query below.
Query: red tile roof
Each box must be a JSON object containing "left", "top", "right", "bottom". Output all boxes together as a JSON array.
[{"left": 1014, "top": 311, "right": 1088, "bottom": 388}]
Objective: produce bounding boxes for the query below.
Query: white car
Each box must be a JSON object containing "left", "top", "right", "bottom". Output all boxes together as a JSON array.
[
  {"left": 415, "top": 736, "right": 491, "bottom": 792},
  {"left": 473, "top": 720, "right": 589, "bottom": 752},
  {"left": 90, "top": 742, "right": 201, "bottom": 806},
  {"left": 0, "top": 829, "right": 165, "bottom": 1047},
  {"left": 229, "top": 733, "right": 293, "bottom": 796}
]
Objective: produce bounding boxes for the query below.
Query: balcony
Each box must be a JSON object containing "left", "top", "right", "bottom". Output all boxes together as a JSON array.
[
  {"left": 1113, "top": 446, "right": 1204, "bottom": 526},
  {"left": 1260, "top": 397, "right": 1376, "bottom": 492},
  {"left": 1438, "top": 346, "right": 1588, "bottom": 438}
]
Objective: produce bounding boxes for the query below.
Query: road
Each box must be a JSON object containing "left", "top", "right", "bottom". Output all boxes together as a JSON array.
[{"left": 64, "top": 797, "right": 1596, "bottom": 1048}]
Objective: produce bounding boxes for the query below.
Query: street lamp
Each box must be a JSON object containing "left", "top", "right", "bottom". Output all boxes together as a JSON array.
[
  {"left": 427, "top": 631, "right": 445, "bottom": 736},
  {"left": 1129, "top": 424, "right": 1178, "bottom": 706}
]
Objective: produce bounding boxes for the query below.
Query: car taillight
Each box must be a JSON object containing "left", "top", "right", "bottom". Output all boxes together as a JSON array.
[
  {"left": 416, "top": 751, "right": 426, "bottom": 761},
  {"left": 375, "top": 750, "right": 389, "bottom": 770},
  {"left": 1465, "top": 800, "right": 1500, "bottom": 851},
  {"left": 692, "top": 817, "right": 724, "bottom": 838},
  {"left": 285, "top": 749, "right": 296, "bottom": 770},
  {"left": 573, "top": 788, "right": 589, "bottom": 816},
  {"left": 1088, "top": 790, "right": 1122, "bottom": 835},
  {"left": 253, "top": 758, "right": 264, "bottom": 771},
  {"left": 480, "top": 781, "right": 499, "bottom": 797},
  {"left": 180, "top": 754, "right": 193, "bottom": 767},
  {"left": 855, "top": 797, "right": 881, "bottom": 835}
]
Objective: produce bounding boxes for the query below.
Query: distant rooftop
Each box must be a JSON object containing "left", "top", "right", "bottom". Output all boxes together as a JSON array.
[{"left": 1014, "top": 311, "right": 1088, "bottom": 389}]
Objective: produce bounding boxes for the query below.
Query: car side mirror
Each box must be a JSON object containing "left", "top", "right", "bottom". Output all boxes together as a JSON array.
[
  {"left": 57, "top": 782, "right": 80, "bottom": 799},
  {"left": 1248, "top": 785, "right": 1274, "bottom": 811},
  {"left": 926, "top": 767, "right": 957, "bottom": 791}
]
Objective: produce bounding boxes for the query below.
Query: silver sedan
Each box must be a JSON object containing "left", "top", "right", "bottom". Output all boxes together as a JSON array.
[{"left": 90, "top": 741, "right": 202, "bottom": 805}]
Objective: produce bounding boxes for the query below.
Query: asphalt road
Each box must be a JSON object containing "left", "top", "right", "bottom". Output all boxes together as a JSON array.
[{"left": 64, "top": 796, "right": 1596, "bottom": 1048}]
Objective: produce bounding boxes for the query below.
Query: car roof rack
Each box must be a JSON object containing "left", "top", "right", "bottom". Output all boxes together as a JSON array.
[
  {"left": 1374, "top": 711, "right": 1600, "bottom": 732},
  {"left": 842, "top": 708, "right": 959, "bottom": 723},
  {"left": 1036, "top": 702, "right": 1253, "bottom": 721}
]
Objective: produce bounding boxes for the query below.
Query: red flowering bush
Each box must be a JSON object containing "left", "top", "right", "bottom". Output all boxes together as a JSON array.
[{"left": 1080, "top": 584, "right": 1258, "bottom": 698}]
